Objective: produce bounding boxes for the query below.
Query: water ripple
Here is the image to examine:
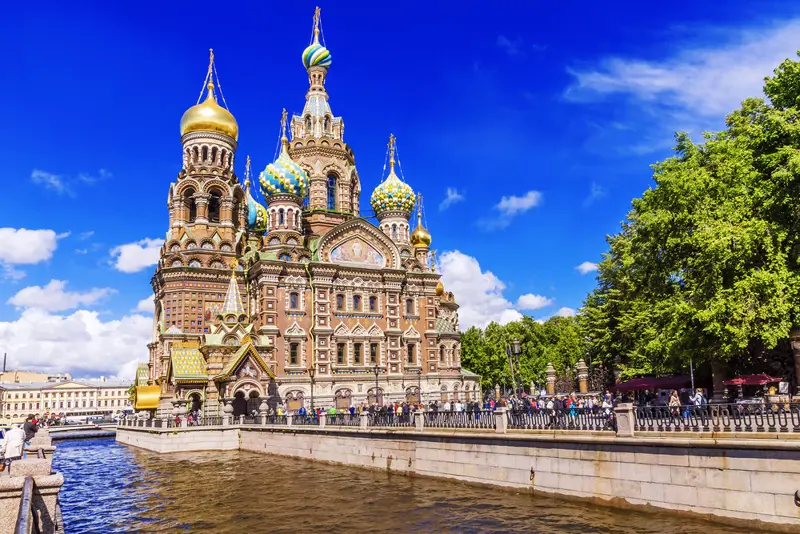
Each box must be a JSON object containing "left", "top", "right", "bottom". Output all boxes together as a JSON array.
[{"left": 53, "top": 438, "right": 743, "bottom": 534}]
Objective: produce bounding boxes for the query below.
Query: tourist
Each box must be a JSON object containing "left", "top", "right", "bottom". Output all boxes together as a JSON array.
[
  {"left": 1, "top": 424, "right": 25, "bottom": 472},
  {"left": 443, "top": 399, "right": 451, "bottom": 412},
  {"left": 23, "top": 414, "right": 38, "bottom": 445},
  {"left": 668, "top": 390, "right": 681, "bottom": 416}
]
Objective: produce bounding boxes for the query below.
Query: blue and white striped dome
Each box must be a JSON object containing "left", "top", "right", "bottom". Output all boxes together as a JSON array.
[
  {"left": 302, "top": 43, "right": 332, "bottom": 70},
  {"left": 246, "top": 189, "right": 268, "bottom": 231},
  {"left": 259, "top": 146, "right": 309, "bottom": 199}
]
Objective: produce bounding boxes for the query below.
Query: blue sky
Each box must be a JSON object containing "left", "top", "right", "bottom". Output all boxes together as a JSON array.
[{"left": 2, "top": 1, "right": 799, "bottom": 377}]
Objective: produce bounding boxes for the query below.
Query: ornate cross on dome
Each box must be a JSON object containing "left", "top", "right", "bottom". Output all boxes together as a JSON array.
[
  {"left": 388, "top": 133, "right": 396, "bottom": 170},
  {"left": 244, "top": 155, "right": 252, "bottom": 193},
  {"left": 313, "top": 6, "right": 321, "bottom": 44}
]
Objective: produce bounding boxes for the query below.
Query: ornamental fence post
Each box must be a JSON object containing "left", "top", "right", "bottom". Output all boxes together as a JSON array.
[
  {"left": 494, "top": 407, "right": 508, "bottom": 434},
  {"left": 414, "top": 409, "right": 425, "bottom": 432}
]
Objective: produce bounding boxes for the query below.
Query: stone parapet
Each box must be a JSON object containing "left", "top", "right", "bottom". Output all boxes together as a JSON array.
[{"left": 0, "top": 458, "right": 64, "bottom": 534}]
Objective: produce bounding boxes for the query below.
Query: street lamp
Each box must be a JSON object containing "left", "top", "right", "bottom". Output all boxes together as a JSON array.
[
  {"left": 309, "top": 365, "right": 316, "bottom": 411},
  {"left": 510, "top": 337, "right": 522, "bottom": 397},
  {"left": 373, "top": 363, "right": 381, "bottom": 406}
]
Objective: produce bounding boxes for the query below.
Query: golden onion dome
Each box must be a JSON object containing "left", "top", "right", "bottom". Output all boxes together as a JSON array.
[
  {"left": 410, "top": 224, "right": 431, "bottom": 248},
  {"left": 435, "top": 280, "right": 444, "bottom": 297},
  {"left": 180, "top": 80, "right": 239, "bottom": 141}
]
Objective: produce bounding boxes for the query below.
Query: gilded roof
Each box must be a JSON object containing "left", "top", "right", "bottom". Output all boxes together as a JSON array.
[{"left": 170, "top": 346, "right": 207, "bottom": 382}]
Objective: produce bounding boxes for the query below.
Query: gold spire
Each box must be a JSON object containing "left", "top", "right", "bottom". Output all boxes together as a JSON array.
[
  {"left": 280, "top": 108, "right": 289, "bottom": 149},
  {"left": 179, "top": 49, "right": 239, "bottom": 140},
  {"left": 410, "top": 193, "right": 432, "bottom": 248},
  {"left": 430, "top": 249, "right": 437, "bottom": 272},
  {"left": 312, "top": 6, "right": 321, "bottom": 44},
  {"left": 388, "top": 133, "right": 396, "bottom": 172},
  {"left": 244, "top": 155, "right": 251, "bottom": 194}
]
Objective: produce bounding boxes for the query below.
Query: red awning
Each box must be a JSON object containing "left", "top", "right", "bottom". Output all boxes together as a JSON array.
[
  {"left": 611, "top": 376, "right": 691, "bottom": 392},
  {"left": 722, "top": 374, "right": 782, "bottom": 386}
]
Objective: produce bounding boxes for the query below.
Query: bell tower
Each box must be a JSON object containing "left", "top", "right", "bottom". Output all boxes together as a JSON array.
[{"left": 289, "top": 7, "right": 360, "bottom": 236}]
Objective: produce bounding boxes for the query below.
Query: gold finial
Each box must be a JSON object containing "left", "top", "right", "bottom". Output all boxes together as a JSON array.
[
  {"left": 430, "top": 249, "right": 437, "bottom": 272},
  {"left": 388, "top": 133, "right": 396, "bottom": 171},
  {"left": 206, "top": 49, "right": 216, "bottom": 96},
  {"left": 313, "top": 7, "right": 321, "bottom": 44},
  {"left": 230, "top": 258, "right": 239, "bottom": 270},
  {"left": 280, "top": 108, "right": 288, "bottom": 147},
  {"left": 244, "top": 155, "right": 251, "bottom": 194},
  {"left": 417, "top": 194, "right": 423, "bottom": 225}
]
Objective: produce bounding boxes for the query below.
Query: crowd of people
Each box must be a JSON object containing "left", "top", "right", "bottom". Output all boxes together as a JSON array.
[{"left": 1, "top": 414, "right": 41, "bottom": 472}]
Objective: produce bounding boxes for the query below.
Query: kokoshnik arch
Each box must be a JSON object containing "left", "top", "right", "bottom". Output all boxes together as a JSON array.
[{"left": 135, "top": 8, "right": 480, "bottom": 417}]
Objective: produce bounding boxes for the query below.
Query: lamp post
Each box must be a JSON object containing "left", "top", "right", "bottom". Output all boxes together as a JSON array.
[
  {"left": 509, "top": 337, "right": 522, "bottom": 397},
  {"left": 373, "top": 363, "right": 381, "bottom": 406},
  {"left": 418, "top": 369, "right": 422, "bottom": 406},
  {"left": 309, "top": 365, "right": 316, "bottom": 411}
]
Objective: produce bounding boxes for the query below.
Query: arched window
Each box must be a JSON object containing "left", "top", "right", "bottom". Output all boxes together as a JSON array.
[
  {"left": 279, "top": 208, "right": 285, "bottom": 225},
  {"left": 406, "top": 299, "right": 413, "bottom": 315},
  {"left": 305, "top": 116, "right": 311, "bottom": 133},
  {"left": 208, "top": 191, "right": 221, "bottom": 223},
  {"left": 439, "top": 346, "right": 445, "bottom": 362},
  {"left": 202, "top": 146, "right": 208, "bottom": 162},
  {"left": 392, "top": 224, "right": 398, "bottom": 240},
  {"left": 370, "top": 343, "right": 378, "bottom": 364},
  {"left": 323, "top": 116, "right": 330, "bottom": 132},
  {"left": 336, "top": 294, "right": 344, "bottom": 311},
  {"left": 294, "top": 210, "right": 300, "bottom": 228},
  {"left": 211, "top": 147, "right": 218, "bottom": 164},
  {"left": 185, "top": 188, "right": 197, "bottom": 223},
  {"left": 369, "top": 296, "right": 377, "bottom": 313},
  {"left": 327, "top": 175, "right": 337, "bottom": 210},
  {"left": 353, "top": 343, "right": 362, "bottom": 364},
  {"left": 353, "top": 295, "right": 361, "bottom": 311},
  {"left": 221, "top": 149, "right": 227, "bottom": 168},
  {"left": 336, "top": 343, "right": 345, "bottom": 364},
  {"left": 192, "top": 147, "right": 199, "bottom": 163},
  {"left": 289, "top": 292, "right": 299, "bottom": 309}
]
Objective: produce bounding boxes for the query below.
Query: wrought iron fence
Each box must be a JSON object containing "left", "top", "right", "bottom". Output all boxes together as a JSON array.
[
  {"left": 369, "top": 412, "right": 414, "bottom": 427},
  {"left": 635, "top": 403, "right": 800, "bottom": 433},
  {"left": 292, "top": 414, "right": 320, "bottom": 426},
  {"left": 262, "top": 414, "right": 288, "bottom": 425},
  {"left": 507, "top": 408, "right": 615, "bottom": 431},
  {"left": 426, "top": 410, "right": 496, "bottom": 430},
  {"left": 327, "top": 413, "right": 360, "bottom": 427}
]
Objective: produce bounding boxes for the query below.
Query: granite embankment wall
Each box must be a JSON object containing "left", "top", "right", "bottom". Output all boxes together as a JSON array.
[{"left": 118, "top": 426, "right": 800, "bottom": 532}]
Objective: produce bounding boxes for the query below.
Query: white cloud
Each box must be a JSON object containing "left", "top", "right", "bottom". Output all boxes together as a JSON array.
[
  {"left": 31, "top": 169, "right": 71, "bottom": 195},
  {"left": 7, "top": 280, "right": 116, "bottom": 312},
  {"left": 77, "top": 169, "right": 112, "bottom": 184},
  {"left": 0, "top": 308, "right": 150, "bottom": 378},
  {"left": 110, "top": 238, "right": 162, "bottom": 273},
  {"left": 78, "top": 231, "right": 94, "bottom": 240},
  {"left": 565, "top": 19, "right": 800, "bottom": 123},
  {"left": 439, "top": 187, "right": 465, "bottom": 211},
  {"left": 576, "top": 261, "right": 599, "bottom": 275},
  {"left": 496, "top": 191, "right": 543, "bottom": 217},
  {"left": 74, "top": 249, "right": 88, "bottom": 254},
  {"left": 583, "top": 182, "right": 607, "bottom": 207},
  {"left": 515, "top": 294, "right": 554, "bottom": 310},
  {"left": 438, "top": 250, "right": 522, "bottom": 329},
  {"left": 0, "top": 228, "right": 67, "bottom": 279},
  {"left": 496, "top": 35, "right": 523, "bottom": 57},
  {"left": 554, "top": 307, "right": 577, "bottom": 318},
  {"left": 135, "top": 297, "right": 154, "bottom": 314}
]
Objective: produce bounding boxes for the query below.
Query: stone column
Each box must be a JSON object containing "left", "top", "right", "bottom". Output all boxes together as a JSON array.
[
  {"left": 286, "top": 414, "right": 294, "bottom": 427},
  {"left": 494, "top": 407, "right": 508, "bottom": 434},
  {"left": 613, "top": 403, "right": 635, "bottom": 437},
  {"left": 576, "top": 359, "right": 589, "bottom": 394},
  {"left": 546, "top": 363, "right": 556, "bottom": 395},
  {"left": 193, "top": 193, "right": 210, "bottom": 223},
  {"left": 259, "top": 400, "right": 269, "bottom": 425},
  {"left": 222, "top": 399, "right": 233, "bottom": 426},
  {"left": 359, "top": 411, "right": 369, "bottom": 430},
  {"left": 414, "top": 409, "right": 424, "bottom": 432},
  {"left": 319, "top": 412, "right": 327, "bottom": 429},
  {"left": 790, "top": 328, "right": 800, "bottom": 396}
]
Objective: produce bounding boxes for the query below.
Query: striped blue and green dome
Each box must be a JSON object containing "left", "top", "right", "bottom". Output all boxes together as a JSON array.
[
  {"left": 302, "top": 43, "right": 332, "bottom": 70},
  {"left": 246, "top": 189, "right": 268, "bottom": 232},
  {"left": 370, "top": 170, "right": 416, "bottom": 215},
  {"left": 259, "top": 146, "right": 309, "bottom": 199}
]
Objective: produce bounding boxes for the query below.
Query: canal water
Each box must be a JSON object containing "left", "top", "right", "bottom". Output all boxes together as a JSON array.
[{"left": 54, "top": 437, "right": 743, "bottom": 533}]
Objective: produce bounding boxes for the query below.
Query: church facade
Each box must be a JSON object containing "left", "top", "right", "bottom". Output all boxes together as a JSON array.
[{"left": 138, "top": 9, "right": 479, "bottom": 417}]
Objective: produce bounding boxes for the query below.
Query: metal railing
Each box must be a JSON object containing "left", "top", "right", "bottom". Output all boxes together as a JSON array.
[
  {"left": 292, "top": 414, "right": 320, "bottom": 426},
  {"left": 327, "top": 413, "right": 360, "bottom": 427},
  {"left": 369, "top": 412, "right": 414, "bottom": 427},
  {"left": 426, "top": 410, "right": 496, "bottom": 430},
  {"left": 507, "top": 408, "right": 615, "bottom": 431},
  {"left": 15, "top": 476, "right": 39, "bottom": 534},
  {"left": 635, "top": 403, "right": 800, "bottom": 433}
]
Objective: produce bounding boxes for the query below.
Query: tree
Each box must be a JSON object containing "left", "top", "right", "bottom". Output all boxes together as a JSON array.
[{"left": 581, "top": 52, "right": 800, "bottom": 382}]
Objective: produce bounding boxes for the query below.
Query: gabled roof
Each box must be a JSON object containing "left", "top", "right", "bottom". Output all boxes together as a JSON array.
[{"left": 213, "top": 341, "right": 275, "bottom": 381}]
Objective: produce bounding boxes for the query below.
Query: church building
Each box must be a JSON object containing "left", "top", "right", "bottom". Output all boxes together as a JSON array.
[{"left": 136, "top": 8, "right": 479, "bottom": 417}]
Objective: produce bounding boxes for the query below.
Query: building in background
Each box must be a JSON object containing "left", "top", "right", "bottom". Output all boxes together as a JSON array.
[
  {"left": 140, "top": 8, "right": 479, "bottom": 417},
  {"left": 0, "top": 370, "right": 72, "bottom": 383},
  {"left": 0, "top": 377, "right": 131, "bottom": 424}
]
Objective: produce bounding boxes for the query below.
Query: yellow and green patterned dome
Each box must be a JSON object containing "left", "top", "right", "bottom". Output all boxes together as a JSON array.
[
  {"left": 259, "top": 144, "right": 309, "bottom": 199},
  {"left": 371, "top": 169, "right": 415, "bottom": 215}
]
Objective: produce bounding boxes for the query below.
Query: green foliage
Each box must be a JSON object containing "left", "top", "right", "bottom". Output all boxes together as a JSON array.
[
  {"left": 460, "top": 316, "right": 587, "bottom": 390},
  {"left": 580, "top": 51, "right": 800, "bottom": 379}
]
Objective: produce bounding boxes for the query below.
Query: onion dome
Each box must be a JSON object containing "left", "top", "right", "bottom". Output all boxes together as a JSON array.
[
  {"left": 370, "top": 134, "right": 415, "bottom": 216},
  {"left": 243, "top": 156, "right": 268, "bottom": 232},
  {"left": 259, "top": 110, "right": 309, "bottom": 199},
  {"left": 410, "top": 195, "right": 431, "bottom": 248},
  {"left": 435, "top": 280, "right": 444, "bottom": 297},
  {"left": 302, "top": 8, "right": 332, "bottom": 70},
  {"left": 303, "top": 43, "right": 332, "bottom": 70},
  {"left": 180, "top": 51, "right": 238, "bottom": 140}
]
